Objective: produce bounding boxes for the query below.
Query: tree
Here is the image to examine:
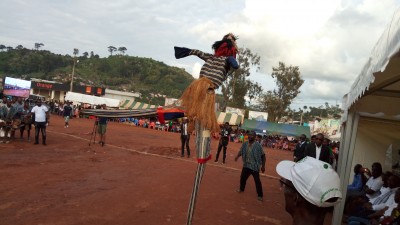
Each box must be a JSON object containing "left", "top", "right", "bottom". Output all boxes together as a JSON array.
[
  {"left": 220, "top": 47, "right": 261, "bottom": 110},
  {"left": 34, "top": 43, "right": 44, "bottom": 50},
  {"left": 246, "top": 80, "right": 263, "bottom": 106},
  {"left": 260, "top": 62, "right": 304, "bottom": 122},
  {"left": 108, "top": 46, "right": 117, "bottom": 56},
  {"left": 73, "top": 48, "right": 79, "bottom": 57},
  {"left": 82, "top": 52, "right": 89, "bottom": 58},
  {"left": 118, "top": 47, "right": 127, "bottom": 55},
  {"left": 0, "top": 44, "right": 5, "bottom": 51},
  {"left": 16, "top": 45, "right": 24, "bottom": 50},
  {"left": 259, "top": 91, "right": 283, "bottom": 122},
  {"left": 6, "top": 46, "right": 13, "bottom": 52}
]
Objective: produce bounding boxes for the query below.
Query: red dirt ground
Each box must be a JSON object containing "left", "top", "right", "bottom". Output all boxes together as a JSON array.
[{"left": 0, "top": 115, "right": 333, "bottom": 225}]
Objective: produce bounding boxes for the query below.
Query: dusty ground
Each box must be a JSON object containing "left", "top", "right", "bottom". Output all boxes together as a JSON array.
[{"left": 0, "top": 115, "right": 332, "bottom": 225}]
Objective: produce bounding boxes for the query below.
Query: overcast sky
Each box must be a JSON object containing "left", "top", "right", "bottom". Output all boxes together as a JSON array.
[{"left": 1, "top": 0, "right": 399, "bottom": 109}]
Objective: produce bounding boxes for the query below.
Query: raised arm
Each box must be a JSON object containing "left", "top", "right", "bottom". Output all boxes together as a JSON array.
[{"left": 174, "top": 47, "right": 213, "bottom": 62}]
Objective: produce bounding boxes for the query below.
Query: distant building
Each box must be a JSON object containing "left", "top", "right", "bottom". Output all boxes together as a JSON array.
[
  {"left": 29, "top": 78, "right": 105, "bottom": 102},
  {"left": 104, "top": 89, "right": 140, "bottom": 102}
]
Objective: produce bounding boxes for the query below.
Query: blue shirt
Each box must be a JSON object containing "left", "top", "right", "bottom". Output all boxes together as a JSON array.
[
  {"left": 347, "top": 174, "right": 363, "bottom": 191},
  {"left": 63, "top": 105, "right": 73, "bottom": 117},
  {"left": 98, "top": 117, "right": 108, "bottom": 125}
]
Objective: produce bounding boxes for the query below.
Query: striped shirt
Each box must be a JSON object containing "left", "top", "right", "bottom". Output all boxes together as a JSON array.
[{"left": 189, "top": 49, "right": 233, "bottom": 88}]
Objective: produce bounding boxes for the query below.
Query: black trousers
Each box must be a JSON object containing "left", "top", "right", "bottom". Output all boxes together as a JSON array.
[
  {"left": 239, "top": 167, "right": 263, "bottom": 197},
  {"left": 181, "top": 135, "right": 190, "bottom": 156},
  {"left": 34, "top": 122, "right": 46, "bottom": 144},
  {"left": 215, "top": 139, "right": 228, "bottom": 162}
]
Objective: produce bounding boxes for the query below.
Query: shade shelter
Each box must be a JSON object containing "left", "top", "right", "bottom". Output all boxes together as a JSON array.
[
  {"left": 216, "top": 111, "right": 243, "bottom": 125},
  {"left": 332, "top": 8, "right": 400, "bottom": 224},
  {"left": 119, "top": 99, "right": 157, "bottom": 109},
  {"left": 65, "top": 92, "right": 120, "bottom": 108},
  {"left": 241, "top": 119, "right": 311, "bottom": 137}
]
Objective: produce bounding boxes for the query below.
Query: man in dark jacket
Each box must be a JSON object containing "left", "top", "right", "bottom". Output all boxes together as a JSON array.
[
  {"left": 215, "top": 122, "right": 232, "bottom": 164},
  {"left": 293, "top": 134, "right": 307, "bottom": 162},
  {"left": 180, "top": 118, "right": 190, "bottom": 158},
  {"left": 302, "top": 133, "right": 331, "bottom": 164}
]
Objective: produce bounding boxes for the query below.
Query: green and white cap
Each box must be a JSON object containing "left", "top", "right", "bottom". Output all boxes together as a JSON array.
[{"left": 276, "top": 156, "right": 342, "bottom": 207}]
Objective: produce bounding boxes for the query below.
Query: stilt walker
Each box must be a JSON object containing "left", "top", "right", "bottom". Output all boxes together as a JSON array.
[{"left": 174, "top": 33, "right": 239, "bottom": 225}]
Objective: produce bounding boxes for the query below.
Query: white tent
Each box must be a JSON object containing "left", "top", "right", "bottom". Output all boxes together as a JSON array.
[
  {"left": 332, "top": 9, "right": 400, "bottom": 224},
  {"left": 65, "top": 92, "right": 120, "bottom": 108}
]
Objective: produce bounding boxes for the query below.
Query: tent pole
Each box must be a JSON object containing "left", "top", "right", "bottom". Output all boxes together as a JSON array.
[{"left": 332, "top": 111, "right": 360, "bottom": 225}]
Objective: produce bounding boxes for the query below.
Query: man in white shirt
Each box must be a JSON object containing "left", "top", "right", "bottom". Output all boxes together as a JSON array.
[
  {"left": 371, "top": 175, "right": 400, "bottom": 212},
  {"left": 369, "top": 171, "right": 392, "bottom": 203},
  {"left": 364, "top": 163, "right": 385, "bottom": 199},
  {"left": 30, "top": 100, "right": 49, "bottom": 145},
  {"left": 302, "top": 133, "right": 331, "bottom": 163}
]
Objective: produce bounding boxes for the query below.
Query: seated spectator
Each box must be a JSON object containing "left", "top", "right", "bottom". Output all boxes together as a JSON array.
[
  {"left": 346, "top": 172, "right": 392, "bottom": 217},
  {"left": 348, "top": 164, "right": 368, "bottom": 193},
  {"left": 347, "top": 162, "right": 384, "bottom": 199},
  {"left": 243, "top": 131, "right": 249, "bottom": 143},
  {"left": 282, "top": 138, "right": 289, "bottom": 150},
  {"left": 347, "top": 175, "right": 400, "bottom": 225},
  {"left": 370, "top": 171, "right": 393, "bottom": 203},
  {"left": 230, "top": 132, "right": 235, "bottom": 142},
  {"left": 380, "top": 190, "right": 400, "bottom": 225},
  {"left": 239, "top": 132, "right": 244, "bottom": 143}
]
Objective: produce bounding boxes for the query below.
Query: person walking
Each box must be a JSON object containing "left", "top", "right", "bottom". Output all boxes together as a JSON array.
[
  {"left": 235, "top": 131, "right": 266, "bottom": 201},
  {"left": 97, "top": 104, "right": 107, "bottom": 147},
  {"left": 180, "top": 118, "right": 191, "bottom": 157},
  {"left": 215, "top": 122, "right": 232, "bottom": 164},
  {"left": 63, "top": 101, "right": 73, "bottom": 128},
  {"left": 30, "top": 100, "right": 49, "bottom": 145}
]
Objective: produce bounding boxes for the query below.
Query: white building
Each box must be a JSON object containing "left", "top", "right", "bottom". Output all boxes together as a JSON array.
[{"left": 104, "top": 89, "right": 140, "bottom": 102}]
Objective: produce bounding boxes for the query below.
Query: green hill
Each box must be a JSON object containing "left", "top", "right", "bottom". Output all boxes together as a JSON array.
[{"left": 0, "top": 47, "right": 194, "bottom": 105}]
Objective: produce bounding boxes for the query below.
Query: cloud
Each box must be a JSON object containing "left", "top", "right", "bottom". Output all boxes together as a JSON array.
[{"left": 1, "top": 0, "right": 399, "bottom": 109}]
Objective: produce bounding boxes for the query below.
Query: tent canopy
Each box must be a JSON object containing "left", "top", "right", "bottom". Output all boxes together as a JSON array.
[
  {"left": 119, "top": 99, "right": 157, "bottom": 109},
  {"left": 216, "top": 111, "right": 243, "bottom": 125},
  {"left": 65, "top": 92, "right": 120, "bottom": 107},
  {"left": 333, "top": 8, "right": 400, "bottom": 225},
  {"left": 241, "top": 119, "right": 311, "bottom": 137}
]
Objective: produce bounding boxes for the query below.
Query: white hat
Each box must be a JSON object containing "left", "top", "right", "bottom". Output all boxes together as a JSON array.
[{"left": 276, "top": 157, "right": 342, "bottom": 207}]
